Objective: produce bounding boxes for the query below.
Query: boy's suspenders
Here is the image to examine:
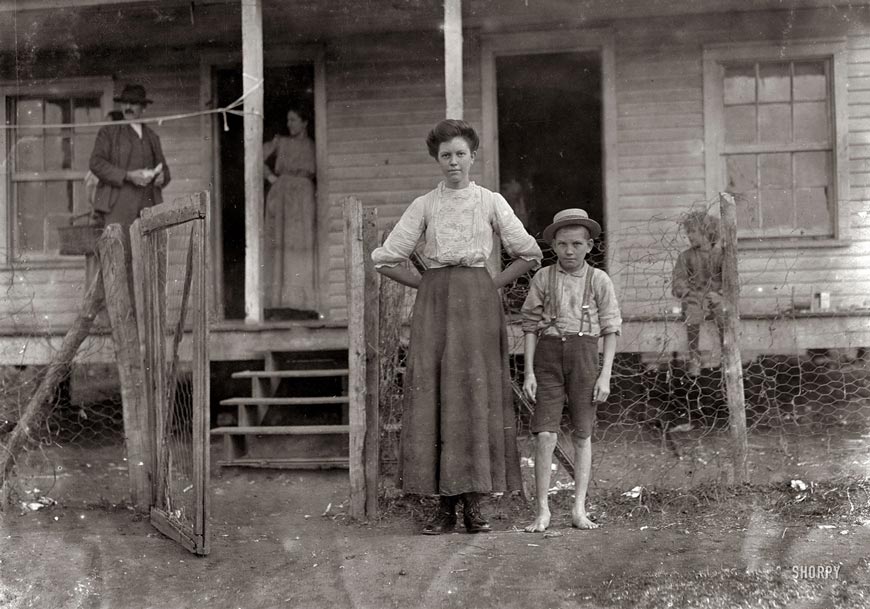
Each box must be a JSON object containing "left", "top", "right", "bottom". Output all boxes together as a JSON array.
[{"left": 543, "top": 264, "right": 595, "bottom": 340}]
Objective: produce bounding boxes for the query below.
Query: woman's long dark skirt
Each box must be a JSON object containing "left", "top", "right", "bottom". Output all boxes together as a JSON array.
[{"left": 399, "top": 266, "right": 521, "bottom": 496}]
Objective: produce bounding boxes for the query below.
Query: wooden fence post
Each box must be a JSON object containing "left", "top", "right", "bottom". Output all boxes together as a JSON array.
[
  {"left": 97, "top": 224, "right": 151, "bottom": 510},
  {"left": 344, "top": 197, "right": 367, "bottom": 520},
  {"left": 362, "top": 207, "right": 380, "bottom": 519},
  {"left": 719, "top": 193, "right": 748, "bottom": 484}
]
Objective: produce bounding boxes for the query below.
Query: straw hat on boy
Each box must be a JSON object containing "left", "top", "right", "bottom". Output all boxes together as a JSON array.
[{"left": 542, "top": 208, "right": 602, "bottom": 242}]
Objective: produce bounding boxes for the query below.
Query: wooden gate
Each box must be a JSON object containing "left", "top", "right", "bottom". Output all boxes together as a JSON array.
[{"left": 136, "top": 193, "right": 210, "bottom": 555}]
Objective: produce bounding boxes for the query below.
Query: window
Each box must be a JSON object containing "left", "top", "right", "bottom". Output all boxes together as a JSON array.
[
  {"left": 704, "top": 41, "right": 849, "bottom": 243},
  {"left": 1, "top": 79, "right": 112, "bottom": 261}
]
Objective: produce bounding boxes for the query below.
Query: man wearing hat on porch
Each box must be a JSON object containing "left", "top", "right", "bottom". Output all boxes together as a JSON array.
[
  {"left": 89, "top": 83, "right": 170, "bottom": 232},
  {"left": 520, "top": 208, "right": 622, "bottom": 533}
]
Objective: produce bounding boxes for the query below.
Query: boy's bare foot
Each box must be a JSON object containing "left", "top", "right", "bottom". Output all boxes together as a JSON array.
[
  {"left": 571, "top": 512, "right": 599, "bottom": 530},
  {"left": 524, "top": 510, "right": 551, "bottom": 533}
]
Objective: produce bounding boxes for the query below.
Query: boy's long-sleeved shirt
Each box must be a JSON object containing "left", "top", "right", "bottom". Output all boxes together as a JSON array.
[
  {"left": 521, "top": 262, "right": 622, "bottom": 337},
  {"left": 671, "top": 245, "right": 723, "bottom": 301}
]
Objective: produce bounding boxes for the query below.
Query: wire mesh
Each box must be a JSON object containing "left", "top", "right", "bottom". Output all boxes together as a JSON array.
[
  {"left": 377, "top": 196, "right": 870, "bottom": 492},
  {"left": 151, "top": 221, "right": 198, "bottom": 529}
]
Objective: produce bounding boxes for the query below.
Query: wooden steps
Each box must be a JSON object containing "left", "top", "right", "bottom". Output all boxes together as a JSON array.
[
  {"left": 212, "top": 360, "right": 350, "bottom": 469},
  {"left": 232, "top": 369, "right": 350, "bottom": 379},
  {"left": 215, "top": 457, "right": 349, "bottom": 469},
  {"left": 220, "top": 396, "right": 349, "bottom": 406},
  {"left": 211, "top": 425, "right": 350, "bottom": 435}
]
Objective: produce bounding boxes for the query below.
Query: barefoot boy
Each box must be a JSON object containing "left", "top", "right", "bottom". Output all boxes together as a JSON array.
[{"left": 520, "top": 209, "right": 621, "bottom": 532}]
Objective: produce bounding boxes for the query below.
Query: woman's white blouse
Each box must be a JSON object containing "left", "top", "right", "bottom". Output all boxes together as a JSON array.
[{"left": 371, "top": 182, "right": 542, "bottom": 269}]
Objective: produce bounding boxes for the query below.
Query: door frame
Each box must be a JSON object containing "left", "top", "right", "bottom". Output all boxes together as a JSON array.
[
  {"left": 200, "top": 45, "right": 328, "bottom": 320},
  {"left": 480, "top": 28, "right": 618, "bottom": 272}
]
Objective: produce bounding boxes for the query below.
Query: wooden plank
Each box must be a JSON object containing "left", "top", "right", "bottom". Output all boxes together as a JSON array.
[
  {"left": 129, "top": 220, "right": 147, "bottom": 372},
  {"left": 242, "top": 0, "right": 264, "bottom": 323},
  {"left": 150, "top": 508, "right": 200, "bottom": 555},
  {"left": 191, "top": 215, "right": 210, "bottom": 555},
  {"left": 232, "top": 369, "right": 350, "bottom": 378},
  {"left": 343, "top": 196, "right": 366, "bottom": 521},
  {"left": 217, "top": 457, "right": 349, "bottom": 469},
  {"left": 138, "top": 193, "right": 208, "bottom": 233},
  {"left": 220, "top": 396, "right": 351, "bottom": 406},
  {"left": 362, "top": 206, "right": 380, "bottom": 519},
  {"left": 145, "top": 229, "right": 168, "bottom": 509},
  {"left": 97, "top": 224, "right": 150, "bottom": 510},
  {"left": 210, "top": 425, "right": 351, "bottom": 435},
  {"left": 719, "top": 193, "right": 748, "bottom": 485},
  {"left": 315, "top": 47, "right": 330, "bottom": 315},
  {"left": 444, "top": 0, "right": 463, "bottom": 118}
]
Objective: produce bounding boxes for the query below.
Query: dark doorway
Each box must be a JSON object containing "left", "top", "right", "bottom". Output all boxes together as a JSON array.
[
  {"left": 496, "top": 51, "right": 604, "bottom": 268},
  {"left": 216, "top": 64, "right": 315, "bottom": 319}
]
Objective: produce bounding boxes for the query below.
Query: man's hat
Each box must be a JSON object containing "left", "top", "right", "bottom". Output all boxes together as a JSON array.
[
  {"left": 542, "top": 208, "right": 602, "bottom": 242},
  {"left": 114, "top": 84, "right": 152, "bottom": 105}
]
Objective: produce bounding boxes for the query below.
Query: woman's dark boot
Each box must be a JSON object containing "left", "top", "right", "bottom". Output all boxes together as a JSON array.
[
  {"left": 462, "top": 493, "right": 492, "bottom": 534},
  {"left": 422, "top": 495, "right": 458, "bottom": 535}
]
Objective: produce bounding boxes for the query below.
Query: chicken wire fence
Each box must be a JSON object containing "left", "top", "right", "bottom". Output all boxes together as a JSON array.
[
  {"left": 0, "top": 331, "right": 129, "bottom": 508},
  {"left": 1, "top": 196, "right": 209, "bottom": 521},
  {"left": 378, "top": 198, "right": 870, "bottom": 492}
]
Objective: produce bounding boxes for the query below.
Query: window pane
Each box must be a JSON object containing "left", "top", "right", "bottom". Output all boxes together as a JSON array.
[
  {"left": 73, "top": 133, "right": 97, "bottom": 171},
  {"left": 43, "top": 135, "right": 65, "bottom": 170},
  {"left": 759, "top": 103, "right": 790, "bottom": 144},
  {"left": 735, "top": 190, "right": 759, "bottom": 230},
  {"left": 724, "top": 65, "right": 756, "bottom": 104},
  {"left": 793, "top": 61, "right": 827, "bottom": 101},
  {"left": 16, "top": 99, "right": 43, "bottom": 127},
  {"left": 72, "top": 180, "right": 89, "bottom": 214},
  {"left": 794, "top": 151, "right": 830, "bottom": 187},
  {"left": 45, "top": 180, "right": 72, "bottom": 216},
  {"left": 73, "top": 98, "right": 101, "bottom": 170},
  {"left": 794, "top": 101, "right": 829, "bottom": 143},
  {"left": 44, "top": 99, "right": 65, "bottom": 135},
  {"left": 795, "top": 187, "right": 832, "bottom": 234},
  {"left": 758, "top": 63, "right": 790, "bottom": 103},
  {"left": 759, "top": 188, "right": 793, "bottom": 229},
  {"left": 15, "top": 181, "right": 44, "bottom": 253},
  {"left": 726, "top": 154, "right": 757, "bottom": 192},
  {"left": 44, "top": 181, "right": 72, "bottom": 252},
  {"left": 15, "top": 133, "right": 44, "bottom": 172},
  {"left": 724, "top": 105, "right": 756, "bottom": 145},
  {"left": 759, "top": 153, "right": 791, "bottom": 188}
]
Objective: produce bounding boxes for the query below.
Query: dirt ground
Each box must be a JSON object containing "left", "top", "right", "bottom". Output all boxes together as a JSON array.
[{"left": 2, "top": 436, "right": 870, "bottom": 609}]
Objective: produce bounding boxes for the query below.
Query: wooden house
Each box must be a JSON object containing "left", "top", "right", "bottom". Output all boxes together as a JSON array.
[{"left": 2, "top": 0, "right": 869, "bottom": 366}]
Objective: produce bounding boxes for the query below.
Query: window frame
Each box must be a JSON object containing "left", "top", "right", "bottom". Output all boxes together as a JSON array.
[
  {"left": 0, "top": 77, "right": 114, "bottom": 266},
  {"left": 703, "top": 39, "right": 849, "bottom": 247}
]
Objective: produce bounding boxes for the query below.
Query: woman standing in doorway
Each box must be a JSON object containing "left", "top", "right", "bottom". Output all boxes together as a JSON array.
[
  {"left": 264, "top": 105, "right": 317, "bottom": 313},
  {"left": 372, "top": 120, "right": 542, "bottom": 534}
]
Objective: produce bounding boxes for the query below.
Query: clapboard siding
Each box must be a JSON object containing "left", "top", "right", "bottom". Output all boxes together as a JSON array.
[
  {"left": 5, "top": 4, "right": 870, "bottom": 344},
  {"left": 611, "top": 12, "right": 870, "bottom": 319},
  {"left": 324, "top": 32, "right": 483, "bottom": 320}
]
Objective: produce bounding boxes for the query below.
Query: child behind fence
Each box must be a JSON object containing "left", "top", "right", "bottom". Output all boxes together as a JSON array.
[{"left": 671, "top": 211, "right": 725, "bottom": 376}]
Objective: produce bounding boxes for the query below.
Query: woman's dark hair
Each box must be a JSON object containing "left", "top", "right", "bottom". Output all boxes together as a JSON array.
[
  {"left": 286, "top": 104, "right": 311, "bottom": 124},
  {"left": 425, "top": 119, "right": 479, "bottom": 158}
]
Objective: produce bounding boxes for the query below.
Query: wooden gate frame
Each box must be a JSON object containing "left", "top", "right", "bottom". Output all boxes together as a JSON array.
[{"left": 134, "top": 192, "right": 211, "bottom": 556}]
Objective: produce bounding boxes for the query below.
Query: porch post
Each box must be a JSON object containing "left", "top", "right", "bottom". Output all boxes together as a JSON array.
[
  {"left": 242, "top": 0, "right": 264, "bottom": 323},
  {"left": 443, "top": 0, "right": 463, "bottom": 119}
]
